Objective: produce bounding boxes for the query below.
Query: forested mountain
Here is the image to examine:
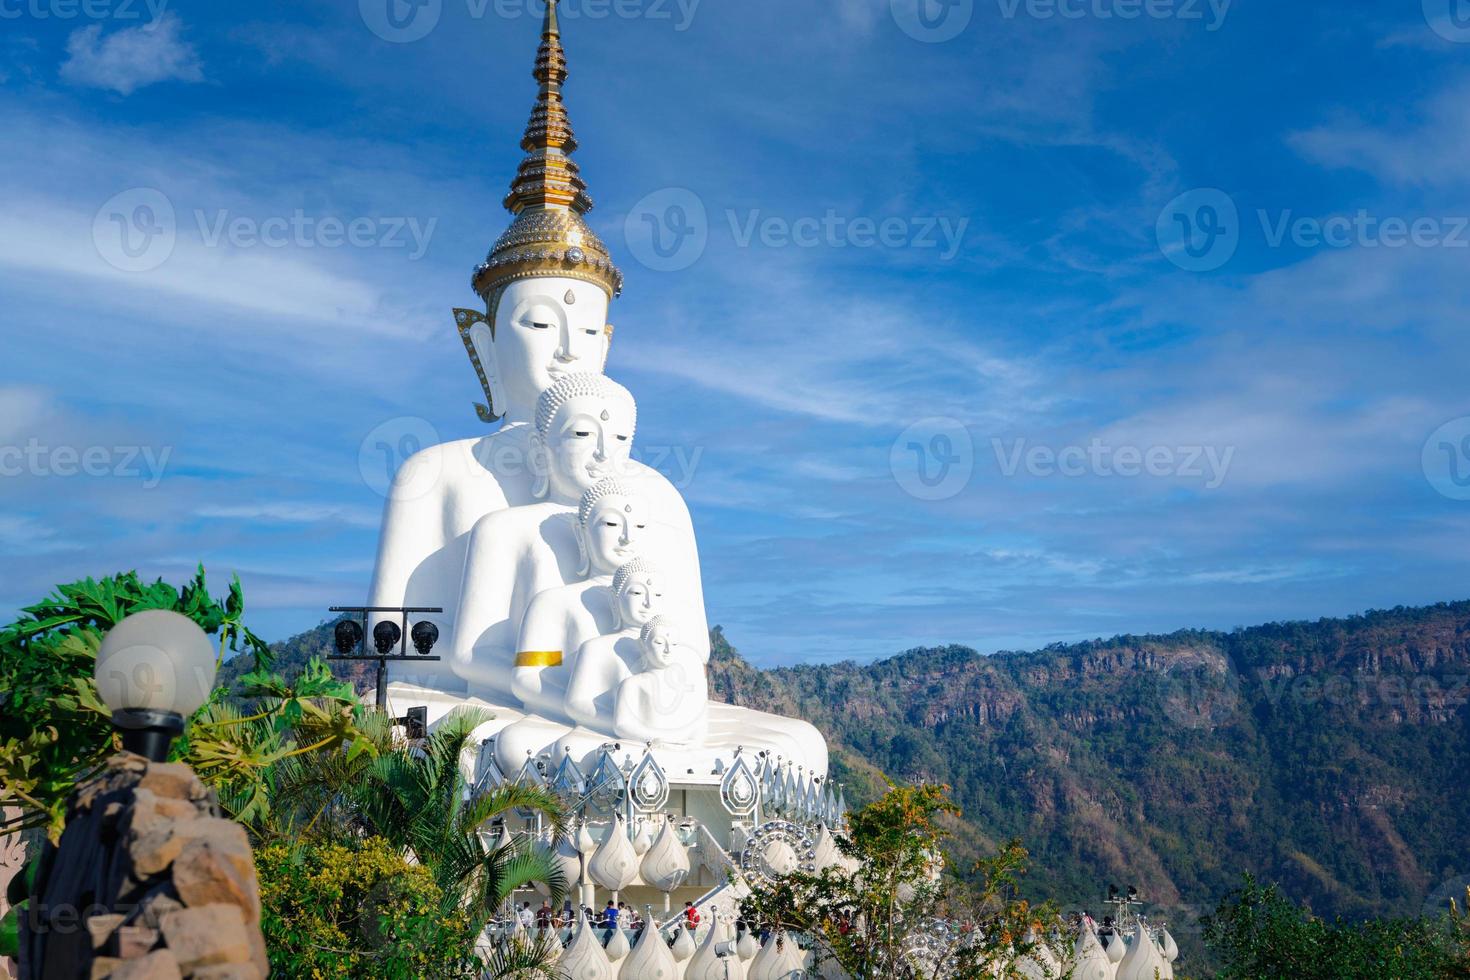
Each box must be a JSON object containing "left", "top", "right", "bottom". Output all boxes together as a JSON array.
[{"left": 238, "top": 602, "right": 1470, "bottom": 953}]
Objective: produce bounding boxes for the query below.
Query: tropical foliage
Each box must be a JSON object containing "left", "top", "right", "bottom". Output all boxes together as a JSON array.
[
  {"left": 0, "top": 567, "right": 272, "bottom": 838},
  {"left": 256, "top": 835, "right": 480, "bottom": 978},
  {"left": 738, "top": 783, "right": 1064, "bottom": 979},
  {"left": 0, "top": 570, "right": 569, "bottom": 978},
  {"left": 1201, "top": 874, "right": 1470, "bottom": 979}
]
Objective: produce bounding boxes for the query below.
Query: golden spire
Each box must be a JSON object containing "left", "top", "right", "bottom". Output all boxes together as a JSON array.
[
  {"left": 503, "top": 0, "right": 589, "bottom": 214},
  {"left": 473, "top": 0, "right": 622, "bottom": 300}
]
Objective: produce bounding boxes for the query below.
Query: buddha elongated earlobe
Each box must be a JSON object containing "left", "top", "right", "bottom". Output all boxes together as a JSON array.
[
  {"left": 529, "top": 434, "right": 550, "bottom": 499},
  {"left": 576, "top": 529, "right": 591, "bottom": 577}
]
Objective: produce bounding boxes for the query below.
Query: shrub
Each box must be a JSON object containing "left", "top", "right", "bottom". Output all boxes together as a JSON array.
[{"left": 256, "top": 836, "right": 480, "bottom": 979}]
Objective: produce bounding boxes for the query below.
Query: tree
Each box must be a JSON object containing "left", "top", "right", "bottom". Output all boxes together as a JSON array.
[
  {"left": 1202, "top": 875, "right": 1470, "bottom": 979},
  {"left": 0, "top": 568, "right": 272, "bottom": 838},
  {"left": 738, "top": 783, "right": 1064, "bottom": 979},
  {"left": 347, "top": 708, "right": 569, "bottom": 929}
]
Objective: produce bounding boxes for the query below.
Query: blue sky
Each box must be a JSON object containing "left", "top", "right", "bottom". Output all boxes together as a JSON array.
[{"left": 2, "top": 0, "right": 1469, "bottom": 665}]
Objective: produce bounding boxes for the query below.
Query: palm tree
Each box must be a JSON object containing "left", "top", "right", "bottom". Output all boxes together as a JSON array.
[{"left": 351, "top": 707, "right": 570, "bottom": 930}]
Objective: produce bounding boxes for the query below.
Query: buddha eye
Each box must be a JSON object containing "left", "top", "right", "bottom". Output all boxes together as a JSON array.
[
  {"left": 531, "top": 321, "right": 552, "bottom": 330},
  {"left": 574, "top": 430, "right": 591, "bottom": 438},
  {"left": 604, "top": 520, "right": 619, "bottom": 528},
  {"left": 584, "top": 328, "right": 598, "bottom": 336},
  {"left": 635, "top": 523, "right": 647, "bottom": 530},
  {"left": 615, "top": 434, "right": 629, "bottom": 442}
]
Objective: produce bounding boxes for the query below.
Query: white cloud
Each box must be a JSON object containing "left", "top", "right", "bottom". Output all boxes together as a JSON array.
[
  {"left": 60, "top": 14, "right": 204, "bottom": 96},
  {"left": 1289, "top": 77, "right": 1470, "bottom": 188},
  {"left": 0, "top": 386, "right": 53, "bottom": 443}
]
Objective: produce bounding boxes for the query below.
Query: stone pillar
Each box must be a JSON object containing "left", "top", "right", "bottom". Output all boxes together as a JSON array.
[{"left": 20, "top": 753, "right": 269, "bottom": 980}]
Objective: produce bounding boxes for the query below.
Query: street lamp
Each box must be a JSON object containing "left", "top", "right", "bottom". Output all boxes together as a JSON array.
[{"left": 94, "top": 610, "right": 218, "bottom": 762}]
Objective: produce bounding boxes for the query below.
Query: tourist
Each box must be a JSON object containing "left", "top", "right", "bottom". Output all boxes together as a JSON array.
[
  {"left": 602, "top": 900, "right": 619, "bottom": 931},
  {"left": 684, "top": 900, "right": 701, "bottom": 930},
  {"left": 536, "top": 900, "right": 552, "bottom": 931},
  {"left": 518, "top": 902, "right": 534, "bottom": 930}
]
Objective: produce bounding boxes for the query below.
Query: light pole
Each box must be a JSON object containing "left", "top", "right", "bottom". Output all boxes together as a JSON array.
[{"left": 94, "top": 610, "right": 218, "bottom": 762}]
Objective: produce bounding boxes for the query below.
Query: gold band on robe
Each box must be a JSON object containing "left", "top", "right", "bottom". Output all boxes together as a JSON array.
[{"left": 515, "top": 650, "right": 563, "bottom": 668}]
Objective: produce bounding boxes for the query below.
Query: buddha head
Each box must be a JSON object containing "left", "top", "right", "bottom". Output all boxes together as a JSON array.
[
  {"left": 639, "top": 615, "right": 679, "bottom": 671},
  {"left": 531, "top": 372, "right": 637, "bottom": 503},
  {"left": 612, "top": 557, "right": 665, "bottom": 629},
  {"left": 576, "top": 479, "right": 649, "bottom": 577},
  {"left": 464, "top": 278, "right": 613, "bottom": 425}
]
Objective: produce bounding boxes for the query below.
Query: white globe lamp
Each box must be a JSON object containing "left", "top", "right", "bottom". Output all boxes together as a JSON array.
[{"left": 94, "top": 610, "right": 218, "bottom": 760}]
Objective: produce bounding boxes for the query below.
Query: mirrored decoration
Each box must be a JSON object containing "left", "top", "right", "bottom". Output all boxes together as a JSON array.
[
  {"left": 552, "top": 747, "right": 588, "bottom": 800},
  {"left": 902, "top": 917, "right": 957, "bottom": 978},
  {"left": 586, "top": 747, "right": 626, "bottom": 815},
  {"left": 764, "top": 758, "right": 786, "bottom": 814},
  {"left": 514, "top": 750, "right": 549, "bottom": 819},
  {"left": 739, "top": 819, "right": 817, "bottom": 886},
  {"left": 719, "top": 751, "right": 760, "bottom": 819},
  {"left": 628, "top": 748, "right": 670, "bottom": 813},
  {"left": 475, "top": 739, "right": 505, "bottom": 791},
  {"left": 782, "top": 766, "right": 799, "bottom": 818}
]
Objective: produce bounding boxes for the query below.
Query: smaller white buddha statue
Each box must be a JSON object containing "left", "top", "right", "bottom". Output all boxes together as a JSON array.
[
  {"left": 613, "top": 615, "right": 709, "bottom": 746},
  {"left": 510, "top": 478, "right": 650, "bottom": 717},
  {"left": 450, "top": 373, "right": 637, "bottom": 696},
  {"left": 563, "top": 557, "right": 665, "bottom": 729}
]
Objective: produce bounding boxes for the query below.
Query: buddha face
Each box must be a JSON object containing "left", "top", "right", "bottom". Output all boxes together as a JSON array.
[
  {"left": 582, "top": 495, "right": 649, "bottom": 576},
  {"left": 475, "top": 277, "right": 611, "bottom": 423},
  {"left": 539, "top": 393, "right": 636, "bottom": 502},
  {"left": 642, "top": 622, "right": 678, "bottom": 669},
  {"left": 616, "top": 570, "right": 664, "bottom": 628}
]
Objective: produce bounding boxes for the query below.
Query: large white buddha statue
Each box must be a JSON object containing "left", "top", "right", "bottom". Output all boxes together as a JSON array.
[
  {"left": 374, "top": 0, "right": 829, "bottom": 780},
  {"left": 365, "top": 0, "right": 706, "bottom": 689}
]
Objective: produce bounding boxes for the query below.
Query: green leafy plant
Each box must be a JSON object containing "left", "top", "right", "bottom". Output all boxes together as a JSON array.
[
  {"left": 738, "top": 782, "right": 1065, "bottom": 979},
  {"left": 1202, "top": 874, "right": 1470, "bottom": 979},
  {"left": 0, "top": 567, "right": 271, "bottom": 838},
  {"left": 346, "top": 708, "right": 569, "bottom": 929},
  {"left": 181, "top": 657, "right": 377, "bottom": 831},
  {"left": 256, "top": 835, "right": 480, "bottom": 979}
]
